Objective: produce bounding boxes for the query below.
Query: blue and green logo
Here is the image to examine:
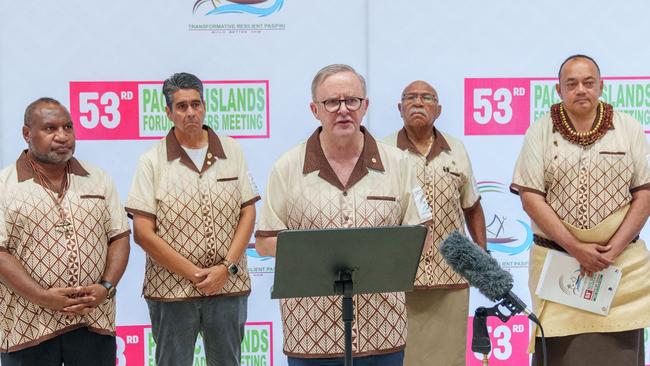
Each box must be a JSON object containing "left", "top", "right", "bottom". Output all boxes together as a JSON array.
[
  {"left": 478, "top": 181, "right": 533, "bottom": 255},
  {"left": 193, "top": 0, "right": 284, "bottom": 17}
]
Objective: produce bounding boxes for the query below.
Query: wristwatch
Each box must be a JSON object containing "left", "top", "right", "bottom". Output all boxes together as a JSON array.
[
  {"left": 222, "top": 259, "right": 239, "bottom": 276},
  {"left": 99, "top": 280, "right": 117, "bottom": 299}
]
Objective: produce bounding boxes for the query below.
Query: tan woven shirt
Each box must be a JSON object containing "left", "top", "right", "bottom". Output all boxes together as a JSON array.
[
  {"left": 125, "top": 126, "right": 259, "bottom": 301},
  {"left": 385, "top": 128, "right": 480, "bottom": 289},
  {"left": 256, "top": 127, "right": 432, "bottom": 358},
  {"left": 0, "top": 152, "right": 130, "bottom": 352}
]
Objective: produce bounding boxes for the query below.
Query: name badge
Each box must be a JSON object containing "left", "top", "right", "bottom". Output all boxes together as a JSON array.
[{"left": 412, "top": 185, "right": 432, "bottom": 221}]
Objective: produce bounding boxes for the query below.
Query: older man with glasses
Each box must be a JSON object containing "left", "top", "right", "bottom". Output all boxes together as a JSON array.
[
  {"left": 255, "top": 65, "right": 433, "bottom": 366},
  {"left": 385, "top": 80, "right": 487, "bottom": 366}
]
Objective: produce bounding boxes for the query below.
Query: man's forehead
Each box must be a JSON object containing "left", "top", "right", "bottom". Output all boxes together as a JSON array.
[
  {"left": 172, "top": 88, "right": 202, "bottom": 103},
  {"left": 402, "top": 81, "right": 436, "bottom": 96},
  {"left": 317, "top": 72, "right": 362, "bottom": 92},
  {"left": 32, "top": 103, "right": 70, "bottom": 121},
  {"left": 560, "top": 58, "right": 599, "bottom": 80}
]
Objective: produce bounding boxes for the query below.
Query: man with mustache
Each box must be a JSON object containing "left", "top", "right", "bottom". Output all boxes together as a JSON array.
[
  {"left": 126, "top": 72, "right": 259, "bottom": 366},
  {"left": 385, "top": 81, "right": 486, "bottom": 366},
  {"left": 511, "top": 55, "right": 650, "bottom": 365},
  {"left": 0, "top": 97, "right": 131, "bottom": 365},
  {"left": 255, "top": 64, "right": 433, "bottom": 366}
]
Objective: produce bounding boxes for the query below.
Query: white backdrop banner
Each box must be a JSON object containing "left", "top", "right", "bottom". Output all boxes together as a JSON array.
[{"left": 1, "top": 1, "right": 649, "bottom": 365}]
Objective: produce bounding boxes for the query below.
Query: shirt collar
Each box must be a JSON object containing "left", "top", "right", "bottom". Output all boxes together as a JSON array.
[
  {"left": 303, "top": 126, "right": 384, "bottom": 191},
  {"left": 396, "top": 126, "right": 451, "bottom": 162},
  {"left": 16, "top": 150, "right": 89, "bottom": 183},
  {"left": 165, "top": 125, "right": 226, "bottom": 173}
]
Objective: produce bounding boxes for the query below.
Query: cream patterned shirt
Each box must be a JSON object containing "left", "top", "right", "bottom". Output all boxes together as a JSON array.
[
  {"left": 385, "top": 128, "right": 479, "bottom": 289},
  {"left": 126, "top": 127, "right": 259, "bottom": 300},
  {"left": 0, "top": 152, "right": 130, "bottom": 352},
  {"left": 256, "top": 127, "right": 431, "bottom": 358},
  {"left": 511, "top": 110, "right": 650, "bottom": 233}
]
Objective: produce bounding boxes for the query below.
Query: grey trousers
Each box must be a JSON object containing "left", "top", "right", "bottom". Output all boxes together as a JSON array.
[{"left": 147, "top": 295, "right": 248, "bottom": 366}]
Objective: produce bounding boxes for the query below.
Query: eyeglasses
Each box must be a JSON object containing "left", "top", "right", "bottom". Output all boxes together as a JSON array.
[
  {"left": 319, "top": 97, "right": 365, "bottom": 113},
  {"left": 401, "top": 93, "right": 438, "bottom": 104}
]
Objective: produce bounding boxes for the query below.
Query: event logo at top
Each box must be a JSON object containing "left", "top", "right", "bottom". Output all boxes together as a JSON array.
[
  {"left": 190, "top": 0, "right": 286, "bottom": 34},
  {"left": 193, "top": 0, "right": 283, "bottom": 17},
  {"left": 465, "top": 77, "right": 650, "bottom": 135}
]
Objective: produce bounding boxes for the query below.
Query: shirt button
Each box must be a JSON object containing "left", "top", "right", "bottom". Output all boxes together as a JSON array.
[
  {"left": 207, "top": 160, "right": 212, "bottom": 165},
  {"left": 344, "top": 216, "right": 350, "bottom": 221},
  {"left": 343, "top": 191, "right": 348, "bottom": 196}
]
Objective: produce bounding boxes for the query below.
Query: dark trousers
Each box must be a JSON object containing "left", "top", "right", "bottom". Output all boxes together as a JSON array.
[
  {"left": 288, "top": 350, "right": 404, "bottom": 366},
  {"left": 147, "top": 295, "right": 248, "bottom": 366},
  {"left": 532, "top": 329, "right": 645, "bottom": 366},
  {"left": 0, "top": 326, "right": 116, "bottom": 366}
]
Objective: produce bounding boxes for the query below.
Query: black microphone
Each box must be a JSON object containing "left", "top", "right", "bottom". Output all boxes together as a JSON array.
[{"left": 440, "top": 231, "right": 535, "bottom": 321}]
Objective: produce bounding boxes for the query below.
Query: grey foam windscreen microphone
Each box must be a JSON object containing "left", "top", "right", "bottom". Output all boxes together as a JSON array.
[{"left": 440, "top": 230, "right": 514, "bottom": 302}]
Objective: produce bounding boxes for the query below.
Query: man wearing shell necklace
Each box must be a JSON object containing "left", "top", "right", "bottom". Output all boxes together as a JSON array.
[{"left": 511, "top": 55, "right": 650, "bottom": 366}]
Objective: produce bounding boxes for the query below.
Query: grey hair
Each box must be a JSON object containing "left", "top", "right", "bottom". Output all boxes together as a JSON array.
[
  {"left": 310, "top": 64, "right": 367, "bottom": 101},
  {"left": 24, "top": 97, "right": 64, "bottom": 126},
  {"left": 162, "top": 72, "right": 204, "bottom": 109}
]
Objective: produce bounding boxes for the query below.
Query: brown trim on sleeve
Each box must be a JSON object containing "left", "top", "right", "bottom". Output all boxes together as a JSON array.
[
  {"left": 108, "top": 230, "right": 131, "bottom": 244},
  {"left": 125, "top": 207, "right": 156, "bottom": 220},
  {"left": 241, "top": 196, "right": 261, "bottom": 208},
  {"left": 255, "top": 230, "right": 281, "bottom": 238},
  {"left": 462, "top": 196, "right": 482, "bottom": 212},
  {"left": 630, "top": 182, "right": 650, "bottom": 193},
  {"left": 509, "top": 183, "right": 545, "bottom": 196}
]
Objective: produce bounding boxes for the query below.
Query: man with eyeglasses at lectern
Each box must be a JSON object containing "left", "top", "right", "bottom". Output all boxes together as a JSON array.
[
  {"left": 255, "top": 65, "right": 433, "bottom": 366},
  {"left": 385, "top": 80, "right": 486, "bottom": 366}
]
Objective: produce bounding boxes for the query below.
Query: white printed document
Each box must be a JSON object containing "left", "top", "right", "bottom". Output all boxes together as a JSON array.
[{"left": 535, "top": 250, "right": 621, "bottom": 316}]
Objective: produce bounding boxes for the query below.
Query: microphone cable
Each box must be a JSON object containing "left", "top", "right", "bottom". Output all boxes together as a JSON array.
[{"left": 526, "top": 312, "right": 547, "bottom": 366}]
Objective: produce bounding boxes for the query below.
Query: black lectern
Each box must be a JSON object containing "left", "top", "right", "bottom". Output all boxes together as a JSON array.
[{"left": 271, "top": 225, "right": 427, "bottom": 366}]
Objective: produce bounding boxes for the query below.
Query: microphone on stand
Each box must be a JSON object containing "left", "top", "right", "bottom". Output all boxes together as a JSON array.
[
  {"left": 440, "top": 230, "right": 535, "bottom": 321},
  {"left": 440, "top": 231, "right": 546, "bottom": 366}
]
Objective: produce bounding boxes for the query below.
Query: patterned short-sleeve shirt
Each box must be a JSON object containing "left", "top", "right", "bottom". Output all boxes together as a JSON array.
[
  {"left": 255, "top": 127, "right": 432, "bottom": 358},
  {"left": 0, "top": 152, "right": 130, "bottom": 352},
  {"left": 385, "top": 128, "right": 480, "bottom": 289},
  {"left": 125, "top": 126, "right": 260, "bottom": 301},
  {"left": 511, "top": 109, "right": 650, "bottom": 232}
]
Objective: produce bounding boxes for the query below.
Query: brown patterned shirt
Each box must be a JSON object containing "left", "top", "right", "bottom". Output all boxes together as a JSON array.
[
  {"left": 511, "top": 110, "right": 650, "bottom": 232},
  {"left": 256, "top": 127, "right": 432, "bottom": 358},
  {"left": 385, "top": 128, "right": 480, "bottom": 289},
  {"left": 0, "top": 152, "right": 130, "bottom": 352},
  {"left": 125, "top": 127, "right": 260, "bottom": 301}
]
